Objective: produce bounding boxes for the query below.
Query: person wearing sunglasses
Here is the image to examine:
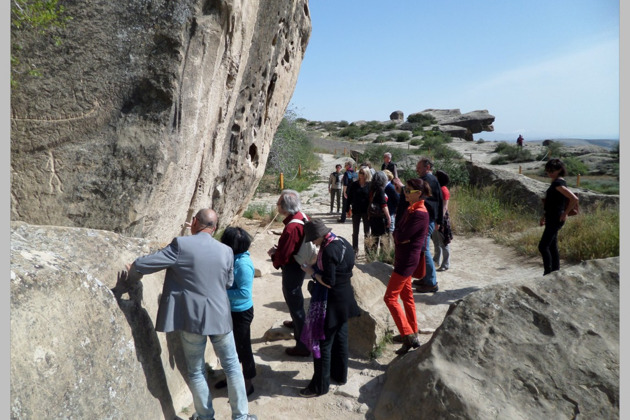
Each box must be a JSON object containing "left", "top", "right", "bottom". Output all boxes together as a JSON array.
[{"left": 384, "top": 178, "right": 431, "bottom": 355}]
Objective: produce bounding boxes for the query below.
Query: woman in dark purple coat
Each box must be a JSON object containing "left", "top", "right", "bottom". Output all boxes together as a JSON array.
[{"left": 384, "top": 178, "right": 431, "bottom": 355}]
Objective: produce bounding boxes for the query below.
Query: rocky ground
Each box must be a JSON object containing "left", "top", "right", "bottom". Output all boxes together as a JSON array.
[{"left": 174, "top": 141, "right": 556, "bottom": 420}]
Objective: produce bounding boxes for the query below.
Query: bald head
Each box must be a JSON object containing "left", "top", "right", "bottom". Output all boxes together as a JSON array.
[{"left": 193, "top": 208, "right": 217, "bottom": 234}]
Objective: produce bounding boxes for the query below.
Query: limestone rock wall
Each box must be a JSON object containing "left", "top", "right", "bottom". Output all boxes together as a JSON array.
[
  {"left": 10, "top": 0, "right": 311, "bottom": 244},
  {"left": 374, "top": 257, "right": 619, "bottom": 419}
]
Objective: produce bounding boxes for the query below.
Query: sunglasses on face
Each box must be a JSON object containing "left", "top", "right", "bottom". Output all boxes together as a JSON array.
[{"left": 404, "top": 188, "right": 420, "bottom": 194}]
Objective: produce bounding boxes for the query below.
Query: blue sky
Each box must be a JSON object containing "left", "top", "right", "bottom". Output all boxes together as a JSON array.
[{"left": 289, "top": 0, "right": 620, "bottom": 141}]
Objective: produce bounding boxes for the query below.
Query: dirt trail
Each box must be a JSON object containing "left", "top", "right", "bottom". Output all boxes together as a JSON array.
[{"left": 176, "top": 151, "right": 545, "bottom": 420}]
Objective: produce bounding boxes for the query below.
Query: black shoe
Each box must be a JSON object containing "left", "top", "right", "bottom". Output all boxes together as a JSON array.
[
  {"left": 285, "top": 346, "right": 311, "bottom": 357},
  {"left": 415, "top": 283, "right": 439, "bottom": 293},
  {"left": 282, "top": 320, "right": 294, "bottom": 329},
  {"left": 437, "top": 266, "right": 449, "bottom": 272},
  {"left": 392, "top": 334, "right": 404, "bottom": 343},
  {"left": 299, "top": 387, "right": 320, "bottom": 398},
  {"left": 411, "top": 279, "right": 424, "bottom": 286},
  {"left": 395, "top": 334, "right": 420, "bottom": 355},
  {"left": 337, "top": 218, "right": 345, "bottom": 223}
]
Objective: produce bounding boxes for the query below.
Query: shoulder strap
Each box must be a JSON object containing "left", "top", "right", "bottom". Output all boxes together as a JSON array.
[{"left": 288, "top": 211, "right": 308, "bottom": 225}]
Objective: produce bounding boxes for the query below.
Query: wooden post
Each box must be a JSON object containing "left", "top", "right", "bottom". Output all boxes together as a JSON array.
[
  {"left": 279, "top": 173, "right": 284, "bottom": 190},
  {"left": 577, "top": 174, "right": 581, "bottom": 187},
  {"left": 298, "top": 164, "right": 302, "bottom": 177},
  {"left": 344, "top": 148, "right": 347, "bottom": 155},
  {"left": 519, "top": 165, "right": 522, "bottom": 174}
]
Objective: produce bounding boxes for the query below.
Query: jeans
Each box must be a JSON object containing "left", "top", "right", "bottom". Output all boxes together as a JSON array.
[
  {"left": 422, "top": 221, "right": 437, "bottom": 286},
  {"left": 431, "top": 229, "right": 450, "bottom": 269},
  {"left": 330, "top": 189, "right": 341, "bottom": 213},
  {"left": 307, "top": 322, "right": 349, "bottom": 395},
  {"left": 281, "top": 263, "right": 309, "bottom": 352},
  {"left": 180, "top": 330, "right": 249, "bottom": 420},
  {"left": 232, "top": 306, "right": 256, "bottom": 380},
  {"left": 389, "top": 214, "right": 396, "bottom": 233},
  {"left": 538, "top": 220, "right": 564, "bottom": 275}
]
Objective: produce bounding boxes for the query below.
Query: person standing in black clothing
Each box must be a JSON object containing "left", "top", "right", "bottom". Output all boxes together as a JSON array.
[
  {"left": 298, "top": 219, "right": 360, "bottom": 397},
  {"left": 538, "top": 158, "right": 578, "bottom": 275},
  {"left": 381, "top": 152, "right": 398, "bottom": 179},
  {"left": 347, "top": 167, "right": 372, "bottom": 255},
  {"left": 337, "top": 161, "right": 357, "bottom": 224}
]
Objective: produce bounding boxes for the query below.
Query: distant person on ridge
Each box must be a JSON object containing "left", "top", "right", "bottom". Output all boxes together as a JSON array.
[{"left": 517, "top": 134, "right": 524, "bottom": 148}]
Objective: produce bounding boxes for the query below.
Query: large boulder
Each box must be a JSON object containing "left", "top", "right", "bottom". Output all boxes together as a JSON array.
[
  {"left": 10, "top": 221, "right": 220, "bottom": 419},
  {"left": 389, "top": 110, "right": 404, "bottom": 121},
  {"left": 374, "top": 257, "right": 619, "bottom": 419},
  {"left": 407, "top": 109, "right": 495, "bottom": 141},
  {"left": 348, "top": 262, "right": 396, "bottom": 358},
  {"left": 10, "top": 0, "right": 312, "bottom": 244}
]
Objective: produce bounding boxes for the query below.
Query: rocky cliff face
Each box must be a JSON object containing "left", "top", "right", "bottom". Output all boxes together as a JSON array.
[{"left": 10, "top": 0, "right": 311, "bottom": 243}]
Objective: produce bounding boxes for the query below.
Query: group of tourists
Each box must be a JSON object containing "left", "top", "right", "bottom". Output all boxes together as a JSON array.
[
  {"left": 331, "top": 153, "right": 451, "bottom": 291},
  {"left": 115, "top": 149, "right": 578, "bottom": 419}
]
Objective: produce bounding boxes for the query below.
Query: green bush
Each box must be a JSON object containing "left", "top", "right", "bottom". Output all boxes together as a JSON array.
[
  {"left": 361, "top": 144, "right": 406, "bottom": 167},
  {"left": 395, "top": 132, "right": 411, "bottom": 142},
  {"left": 407, "top": 113, "right": 438, "bottom": 126},
  {"left": 338, "top": 125, "right": 363, "bottom": 138},
  {"left": 409, "top": 138, "right": 422, "bottom": 146},
  {"left": 433, "top": 159, "right": 469, "bottom": 187},
  {"left": 338, "top": 120, "right": 349, "bottom": 127},
  {"left": 491, "top": 142, "right": 534, "bottom": 164},
  {"left": 562, "top": 156, "right": 589, "bottom": 176},
  {"left": 267, "top": 108, "right": 319, "bottom": 176}
]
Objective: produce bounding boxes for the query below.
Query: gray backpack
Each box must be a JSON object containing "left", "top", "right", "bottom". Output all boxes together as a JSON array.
[{"left": 288, "top": 212, "right": 318, "bottom": 266}]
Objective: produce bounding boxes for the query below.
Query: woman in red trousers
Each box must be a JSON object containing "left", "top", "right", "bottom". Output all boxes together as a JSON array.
[{"left": 384, "top": 178, "right": 431, "bottom": 355}]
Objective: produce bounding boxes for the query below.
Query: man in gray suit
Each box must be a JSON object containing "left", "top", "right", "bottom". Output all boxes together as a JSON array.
[{"left": 126, "top": 208, "right": 257, "bottom": 420}]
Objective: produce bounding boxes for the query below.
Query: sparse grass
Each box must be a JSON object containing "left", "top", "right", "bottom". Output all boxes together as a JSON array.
[
  {"left": 365, "top": 234, "right": 395, "bottom": 264},
  {"left": 505, "top": 204, "right": 619, "bottom": 262},
  {"left": 449, "top": 185, "right": 539, "bottom": 237},
  {"left": 451, "top": 185, "right": 619, "bottom": 261},
  {"left": 370, "top": 329, "right": 394, "bottom": 360}
]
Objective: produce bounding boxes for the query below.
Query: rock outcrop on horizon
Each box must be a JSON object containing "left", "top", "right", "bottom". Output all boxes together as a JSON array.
[
  {"left": 405, "top": 109, "right": 495, "bottom": 141},
  {"left": 374, "top": 257, "right": 619, "bottom": 419},
  {"left": 10, "top": 0, "right": 312, "bottom": 244}
]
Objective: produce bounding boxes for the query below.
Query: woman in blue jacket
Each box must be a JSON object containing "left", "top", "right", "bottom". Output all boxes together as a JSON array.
[{"left": 215, "top": 227, "right": 256, "bottom": 396}]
